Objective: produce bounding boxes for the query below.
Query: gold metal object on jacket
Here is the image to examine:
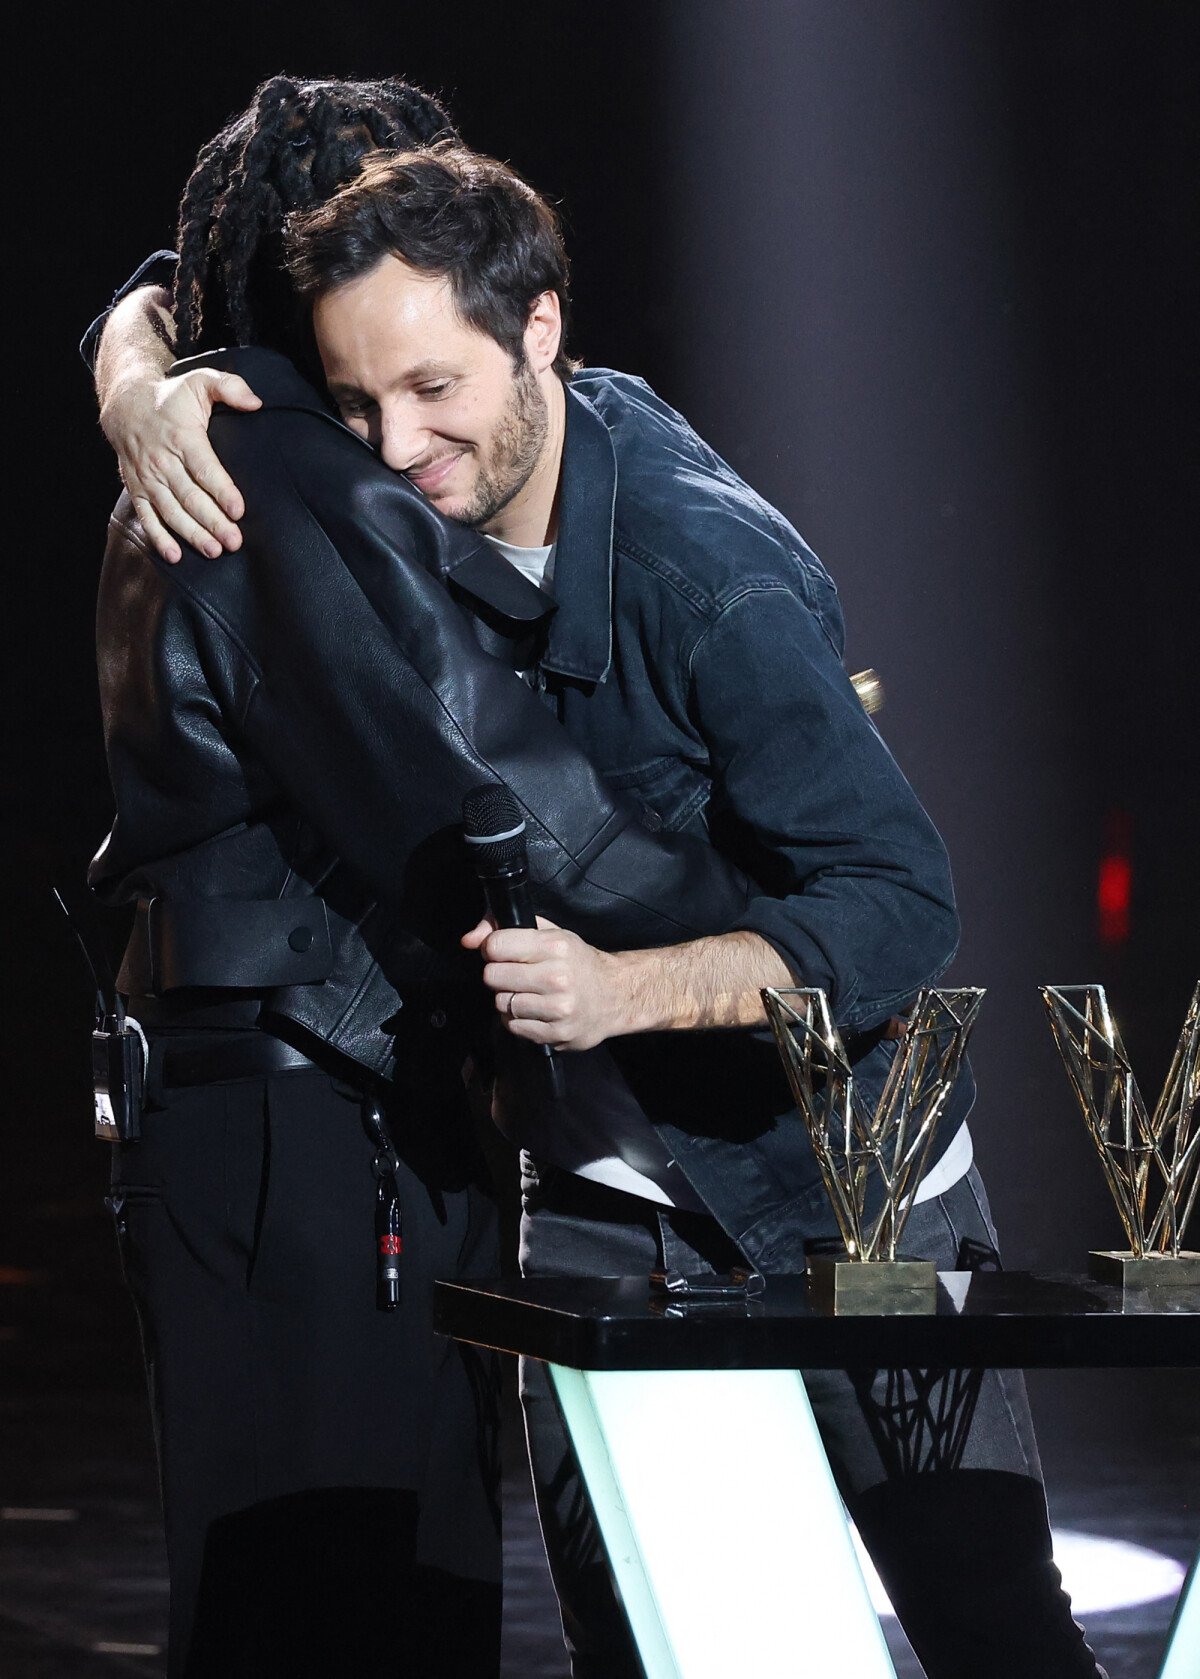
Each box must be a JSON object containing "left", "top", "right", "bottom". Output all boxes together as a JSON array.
[
  {"left": 850, "top": 668, "right": 885, "bottom": 714},
  {"left": 1041, "top": 982, "right": 1200, "bottom": 1286}
]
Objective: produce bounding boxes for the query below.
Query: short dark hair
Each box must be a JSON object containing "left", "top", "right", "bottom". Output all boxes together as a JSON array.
[{"left": 284, "top": 143, "right": 578, "bottom": 377}]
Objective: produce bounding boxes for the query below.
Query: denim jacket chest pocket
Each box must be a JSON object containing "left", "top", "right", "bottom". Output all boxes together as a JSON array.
[{"left": 601, "top": 754, "right": 712, "bottom": 839}]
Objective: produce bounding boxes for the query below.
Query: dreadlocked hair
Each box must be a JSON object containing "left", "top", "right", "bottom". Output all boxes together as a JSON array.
[{"left": 172, "top": 74, "right": 454, "bottom": 363}]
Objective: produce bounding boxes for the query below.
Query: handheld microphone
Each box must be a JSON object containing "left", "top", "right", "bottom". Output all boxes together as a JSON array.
[{"left": 462, "top": 783, "right": 565, "bottom": 1103}]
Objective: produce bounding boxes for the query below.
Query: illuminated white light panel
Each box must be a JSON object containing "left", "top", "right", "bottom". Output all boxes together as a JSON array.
[
  {"left": 553, "top": 1365, "right": 899, "bottom": 1679},
  {"left": 552, "top": 1363, "right": 1194, "bottom": 1679}
]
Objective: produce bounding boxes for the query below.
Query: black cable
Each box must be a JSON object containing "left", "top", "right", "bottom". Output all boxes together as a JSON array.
[{"left": 51, "top": 886, "right": 119, "bottom": 1023}]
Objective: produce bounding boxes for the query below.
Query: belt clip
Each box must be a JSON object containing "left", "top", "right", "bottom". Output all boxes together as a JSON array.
[{"left": 92, "top": 1015, "right": 148, "bottom": 1143}]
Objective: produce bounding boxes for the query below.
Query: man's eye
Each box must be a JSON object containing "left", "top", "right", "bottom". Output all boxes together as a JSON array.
[{"left": 419, "top": 382, "right": 452, "bottom": 399}]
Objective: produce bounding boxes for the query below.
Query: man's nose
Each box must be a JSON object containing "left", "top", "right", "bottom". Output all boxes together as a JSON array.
[{"left": 377, "top": 403, "right": 426, "bottom": 474}]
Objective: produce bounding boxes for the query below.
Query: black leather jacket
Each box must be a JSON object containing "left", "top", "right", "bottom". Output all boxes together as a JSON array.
[{"left": 89, "top": 348, "right": 751, "bottom": 1085}]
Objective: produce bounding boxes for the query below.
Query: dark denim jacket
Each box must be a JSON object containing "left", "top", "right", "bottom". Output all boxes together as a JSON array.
[
  {"left": 531, "top": 371, "right": 967, "bottom": 1263},
  {"left": 548, "top": 371, "right": 959, "bottom": 1022}
]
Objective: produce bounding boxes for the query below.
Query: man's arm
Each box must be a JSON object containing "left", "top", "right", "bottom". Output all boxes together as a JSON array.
[
  {"left": 463, "top": 919, "right": 792, "bottom": 1050},
  {"left": 468, "top": 579, "right": 959, "bottom": 1049},
  {"left": 691, "top": 586, "right": 960, "bottom": 1027},
  {"left": 91, "top": 280, "right": 260, "bottom": 562}
]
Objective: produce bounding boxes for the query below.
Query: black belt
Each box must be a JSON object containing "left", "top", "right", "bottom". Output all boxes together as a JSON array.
[
  {"left": 158, "top": 1032, "right": 320, "bottom": 1089},
  {"left": 129, "top": 994, "right": 266, "bottom": 1031}
]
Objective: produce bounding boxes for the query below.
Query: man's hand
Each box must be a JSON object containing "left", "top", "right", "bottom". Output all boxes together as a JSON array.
[
  {"left": 462, "top": 918, "right": 795, "bottom": 1050},
  {"left": 462, "top": 917, "right": 631, "bottom": 1051},
  {"left": 94, "top": 284, "right": 262, "bottom": 563},
  {"left": 101, "top": 367, "right": 262, "bottom": 562}
]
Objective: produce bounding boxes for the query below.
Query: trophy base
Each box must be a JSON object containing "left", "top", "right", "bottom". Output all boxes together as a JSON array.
[
  {"left": 807, "top": 1254, "right": 938, "bottom": 1316},
  {"left": 1087, "top": 1250, "right": 1200, "bottom": 1289}
]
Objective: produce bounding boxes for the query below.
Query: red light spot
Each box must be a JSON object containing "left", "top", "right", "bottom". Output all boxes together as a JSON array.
[
  {"left": 1098, "top": 853, "right": 1131, "bottom": 945},
  {"left": 378, "top": 1234, "right": 402, "bottom": 1256}
]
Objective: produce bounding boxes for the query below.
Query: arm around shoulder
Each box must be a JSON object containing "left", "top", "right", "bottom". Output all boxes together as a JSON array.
[
  {"left": 93, "top": 290, "right": 261, "bottom": 564},
  {"left": 94, "top": 284, "right": 176, "bottom": 410}
]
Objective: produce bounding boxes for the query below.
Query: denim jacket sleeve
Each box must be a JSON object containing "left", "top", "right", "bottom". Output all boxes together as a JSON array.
[
  {"left": 79, "top": 250, "right": 178, "bottom": 372},
  {"left": 688, "top": 583, "right": 960, "bottom": 1031}
]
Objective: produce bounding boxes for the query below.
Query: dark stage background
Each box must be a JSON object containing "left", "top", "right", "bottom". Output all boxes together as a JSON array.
[{"left": 2, "top": 0, "right": 1197, "bottom": 1665}]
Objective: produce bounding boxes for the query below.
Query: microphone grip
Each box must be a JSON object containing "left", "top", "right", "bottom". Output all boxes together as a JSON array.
[
  {"left": 482, "top": 878, "right": 538, "bottom": 931},
  {"left": 482, "top": 875, "right": 566, "bottom": 1103}
]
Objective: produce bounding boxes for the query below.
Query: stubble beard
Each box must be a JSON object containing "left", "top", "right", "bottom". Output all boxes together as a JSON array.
[{"left": 460, "top": 360, "right": 550, "bottom": 531}]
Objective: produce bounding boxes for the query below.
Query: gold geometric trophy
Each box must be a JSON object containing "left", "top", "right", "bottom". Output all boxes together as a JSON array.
[
  {"left": 1041, "top": 983, "right": 1200, "bottom": 1287},
  {"left": 763, "top": 986, "right": 985, "bottom": 1313}
]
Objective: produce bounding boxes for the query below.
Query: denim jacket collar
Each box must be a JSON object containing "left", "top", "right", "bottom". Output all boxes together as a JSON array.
[{"left": 541, "top": 381, "right": 617, "bottom": 686}]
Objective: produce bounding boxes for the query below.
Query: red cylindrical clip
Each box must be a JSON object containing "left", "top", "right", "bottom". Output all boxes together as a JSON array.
[{"left": 376, "top": 1178, "right": 403, "bottom": 1310}]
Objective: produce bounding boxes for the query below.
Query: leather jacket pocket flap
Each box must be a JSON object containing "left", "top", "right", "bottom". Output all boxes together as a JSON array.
[{"left": 146, "top": 896, "right": 334, "bottom": 991}]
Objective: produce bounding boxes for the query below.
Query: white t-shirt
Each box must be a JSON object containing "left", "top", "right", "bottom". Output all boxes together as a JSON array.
[
  {"left": 484, "top": 533, "right": 556, "bottom": 596},
  {"left": 480, "top": 533, "right": 970, "bottom": 1211}
]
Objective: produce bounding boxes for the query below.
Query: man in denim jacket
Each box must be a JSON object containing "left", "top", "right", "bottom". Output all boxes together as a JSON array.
[
  {"left": 95, "top": 122, "right": 1102, "bottom": 1679},
  {"left": 278, "top": 146, "right": 1102, "bottom": 1679}
]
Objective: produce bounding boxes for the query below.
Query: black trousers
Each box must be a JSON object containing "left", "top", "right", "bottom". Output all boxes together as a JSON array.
[{"left": 110, "top": 1062, "right": 502, "bottom": 1678}]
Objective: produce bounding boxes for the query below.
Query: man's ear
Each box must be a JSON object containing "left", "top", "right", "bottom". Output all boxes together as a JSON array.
[{"left": 524, "top": 291, "right": 562, "bottom": 374}]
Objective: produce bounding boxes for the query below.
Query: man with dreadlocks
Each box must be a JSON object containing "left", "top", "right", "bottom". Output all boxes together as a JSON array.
[
  {"left": 87, "top": 74, "right": 456, "bottom": 561},
  {"left": 85, "top": 75, "right": 757, "bottom": 1679}
]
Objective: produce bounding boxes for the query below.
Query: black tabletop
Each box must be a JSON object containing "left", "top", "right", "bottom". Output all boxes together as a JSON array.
[{"left": 433, "top": 1272, "right": 1200, "bottom": 1371}]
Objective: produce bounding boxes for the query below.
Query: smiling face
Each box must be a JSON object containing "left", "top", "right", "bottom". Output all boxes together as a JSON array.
[{"left": 314, "top": 254, "right": 565, "bottom": 543}]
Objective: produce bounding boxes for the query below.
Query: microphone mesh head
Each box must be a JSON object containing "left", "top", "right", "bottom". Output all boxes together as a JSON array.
[
  {"left": 462, "top": 782, "right": 523, "bottom": 839},
  {"left": 462, "top": 783, "right": 528, "bottom": 870}
]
